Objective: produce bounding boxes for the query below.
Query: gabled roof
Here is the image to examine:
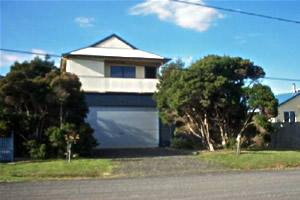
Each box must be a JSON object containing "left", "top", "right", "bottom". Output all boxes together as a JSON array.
[
  {"left": 276, "top": 92, "right": 300, "bottom": 106},
  {"left": 90, "top": 34, "right": 137, "bottom": 49},
  {"left": 67, "top": 47, "right": 167, "bottom": 60},
  {"left": 63, "top": 34, "right": 170, "bottom": 63}
]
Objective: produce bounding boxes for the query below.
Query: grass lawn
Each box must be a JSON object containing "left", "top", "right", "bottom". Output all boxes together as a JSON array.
[
  {"left": 0, "top": 159, "right": 116, "bottom": 182},
  {"left": 199, "top": 150, "right": 300, "bottom": 170}
]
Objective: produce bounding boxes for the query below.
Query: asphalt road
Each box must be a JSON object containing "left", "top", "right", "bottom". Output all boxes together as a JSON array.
[{"left": 1, "top": 170, "right": 300, "bottom": 200}]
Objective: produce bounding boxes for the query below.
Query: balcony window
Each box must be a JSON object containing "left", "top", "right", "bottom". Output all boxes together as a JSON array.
[
  {"left": 111, "top": 66, "right": 135, "bottom": 78},
  {"left": 145, "top": 67, "right": 157, "bottom": 79}
]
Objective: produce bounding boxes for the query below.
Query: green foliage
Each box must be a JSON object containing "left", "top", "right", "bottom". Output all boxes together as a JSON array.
[
  {"left": 246, "top": 84, "right": 278, "bottom": 118},
  {"left": 253, "top": 115, "right": 275, "bottom": 134},
  {"left": 0, "top": 120, "right": 8, "bottom": 137},
  {"left": 172, "top": 137, "right": 203, "bottom": 150},
  {"left": 46, "top": 123, "right": 81, "bottom": 157},
  {"left": 225, "top": 138, "right": 237, "bottom": 150},
  {"left": 25, "top": 140, "right": 46, "bottom": 159},
  {"left": 0, "top": 57, "right": 96, "bottom": 158},
  {"left": 73, "top": 123, "right": 98, "bottom": 156},
  {"left": 155, "top": 55, "right": 276, "bottom": 151},
  {"left": 45, "top": 122, "right": 97, "bottom": 157}
]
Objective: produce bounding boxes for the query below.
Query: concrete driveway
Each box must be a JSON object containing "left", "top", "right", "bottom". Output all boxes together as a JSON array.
[{"left": 1, "top": 170, "right": 300, "bottom": 200}]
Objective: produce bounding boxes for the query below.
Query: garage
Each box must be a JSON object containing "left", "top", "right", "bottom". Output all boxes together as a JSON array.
[{"left": 87, "top": 106, "right": 159, "bottom": 149}]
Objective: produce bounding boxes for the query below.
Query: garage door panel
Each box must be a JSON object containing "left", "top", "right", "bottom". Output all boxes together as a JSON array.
[{"left": 87, "top": 107, "right": 159, "bottom": 148}]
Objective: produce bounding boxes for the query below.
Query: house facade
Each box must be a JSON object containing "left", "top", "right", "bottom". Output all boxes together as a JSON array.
[
  {"left": 271, "top": 91, "right": 300, "bottom": 149},
  {"left": 61, "top": 34, "right": 172, "bottom": 149},
  {"left": 274, "top": 92, "right": 300, "bottom": 123}
]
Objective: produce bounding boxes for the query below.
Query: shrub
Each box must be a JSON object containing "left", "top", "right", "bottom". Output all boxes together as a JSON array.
[
  {"left": 46, "top": 123, "right": 97, "bottom": 157},
  {"left": 25, "top": 140, "right": 46, "bottom": 159},
  {"left": 46, "top": 123, "right": 76, "bottom": 157},
  {"left": 171, "top": 137, "right": 194, "bottom": 149},
  {"left": 0, "top": 120, "right": 9, "bottom": 137},
  {"left": 225, "top": 137, "right": 236, "bottom": 150},
  {"left": 73, "top": 123, "right": 97, "bottom": 156},
  {"left": 171, "top": 135, "right": 203, "bottom": 150},
  {"left": 249, "top": 133, "right": 271, "bottom": 150}
]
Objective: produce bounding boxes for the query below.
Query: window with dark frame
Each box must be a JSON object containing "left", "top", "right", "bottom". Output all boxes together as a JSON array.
[
  {"left": 145, "top": 67, "right": 157, "bottom": 79},
  {"left": 111, "top": 66, "right": 136, "bottom": 78},
  {"left": 284, "top": 112, "right": 290, "bottom": 122},
  {"left": 283, "top": 111, "right": 296, "bottom": 123},
  {"left": 290, "top": 111, "right": 296, "bottom": 123}
]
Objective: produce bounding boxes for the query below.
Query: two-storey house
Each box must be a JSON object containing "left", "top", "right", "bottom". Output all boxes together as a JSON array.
[{"left": 61, "top": 34, "right": 172, "bottom": 149}]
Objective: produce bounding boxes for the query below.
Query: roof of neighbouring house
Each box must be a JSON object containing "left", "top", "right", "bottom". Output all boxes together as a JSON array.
[
  {"left": 63, "top": 34, "right": 170, "bottom": 63},
  {"left": 276, "top": 92, "right": 300, "bottom": 106}
]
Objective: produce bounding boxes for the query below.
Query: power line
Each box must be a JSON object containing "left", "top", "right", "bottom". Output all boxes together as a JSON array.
[
  {"left": 264, "top": 77, "right": 300, "bottom": 82},
  {"left": 2, "top": 48, "right": 299, "bottom": 82},
  {"left": 171, "top": 0, "right": 300, "bottom": 25},
  {"left": 0, "top": 48, "right": 61, "bottom": 58}
]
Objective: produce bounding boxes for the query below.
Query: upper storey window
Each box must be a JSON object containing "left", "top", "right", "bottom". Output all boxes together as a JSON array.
[
  {"left": 145, "top": 67, "right": 157, "bottom": 79},
  {"left": 111, "top": 66, "right": 136, "bottom": 78}
]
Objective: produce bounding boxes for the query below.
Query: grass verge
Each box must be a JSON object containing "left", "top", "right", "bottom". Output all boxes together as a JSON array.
[
  {"left": 0, "top": 159, "right": 116, "bottom": 182},
  {"left": 199, "top": 150, "right": 300, "bottom": 170}
]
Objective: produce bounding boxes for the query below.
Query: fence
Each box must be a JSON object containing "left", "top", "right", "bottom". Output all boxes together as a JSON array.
[
  {"left": 271, "top": 123, "right": 300, "bottom": 149},
  {"left": 0, "top": 133, "right": 14, "bottom": 162}
]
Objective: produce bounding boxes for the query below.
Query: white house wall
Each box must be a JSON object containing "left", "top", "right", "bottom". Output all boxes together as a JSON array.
[
  {"left": 66, "top": 58, "right": 105, "bottom": 77},
  {"left": 136, "top": 66, "right": 145, "bottom": 78}
]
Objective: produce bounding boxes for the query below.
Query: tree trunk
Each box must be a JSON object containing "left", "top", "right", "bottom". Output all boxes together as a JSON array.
[
  {"left": 235, "top": 110, "right": 257, "bottom": 155},
  {"left": 60, "top": 103, "right": 63, "bottom": 129},
  {"left": 187, "top": 123, "right": 202, "bottom": 139},
  {"left": 219, "top": 126, "right": 227, "bottom": 147},
  {"left": 185, "top": 111, "right": 214, "bottom": 151},
  {"left": 236, "top": 133, "right": 241, "bottom": 155},
  {"left": 204, "top": 114, "right": 214, "bottom": 152},
  {"left": 66, "top": 143, "right": 71, "bottom": 163}
]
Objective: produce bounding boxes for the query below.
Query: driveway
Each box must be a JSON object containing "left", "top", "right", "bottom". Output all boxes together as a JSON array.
[
  {"left": 100, "top": 148, "right": 224, "bottom": 177},
  {"left": 1, "top": 170, "right": 300, "bottom": 200},
  {"left": 114, "top": 155, "right": 223, "bottom": 177}
]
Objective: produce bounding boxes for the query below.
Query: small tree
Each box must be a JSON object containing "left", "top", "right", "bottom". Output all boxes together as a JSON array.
[
  {"left": 46, "top": 123, "right": 79, "bottom": 161},
  {"left": 236, "top": 84, "right": 278, "bottom": 155},
  {"left": 64, "top": 129, "right": 80, "bottom": 162}
]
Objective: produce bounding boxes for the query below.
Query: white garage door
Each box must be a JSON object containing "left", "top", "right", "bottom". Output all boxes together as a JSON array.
[{"left": 87, "top": 107, "right": 159, "bottom": 148}]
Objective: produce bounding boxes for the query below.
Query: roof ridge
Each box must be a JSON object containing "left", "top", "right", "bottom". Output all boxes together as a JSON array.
[{"left": 90, "top": 34, "right": 138, "bottom": 49}]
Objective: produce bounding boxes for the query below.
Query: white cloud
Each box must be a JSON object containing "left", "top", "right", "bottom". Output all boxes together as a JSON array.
[
  {"left": 74, "top": 16, "right": 95, "bottom": 27},
  {"left": 0, "top": 49, "right": 60, "bottom": 71},
  {"left": 129, "top": 0, "right": 223, "bottom": 32},
  {"left": 32, "top": 48, "right": 48, "bottom": 55},
  {"left": 0, "top": 52, "right": 26, "bottom": 68}
]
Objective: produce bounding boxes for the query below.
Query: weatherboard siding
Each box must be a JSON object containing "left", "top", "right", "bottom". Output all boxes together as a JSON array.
[{"left": 276, "top": 95, "right": 300, "bottom": 122}]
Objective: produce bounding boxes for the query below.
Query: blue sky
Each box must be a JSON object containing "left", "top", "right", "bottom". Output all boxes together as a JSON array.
[{"left": 1, "top": 0, "right": 299, "bottom": 94}]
